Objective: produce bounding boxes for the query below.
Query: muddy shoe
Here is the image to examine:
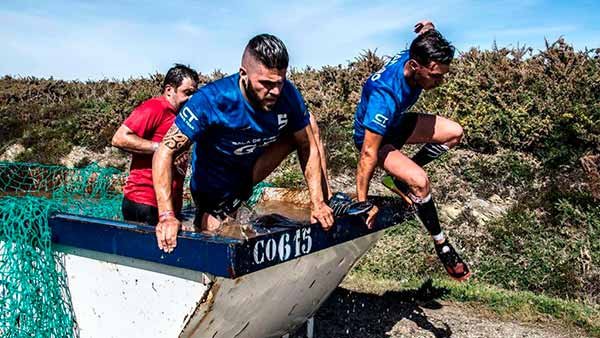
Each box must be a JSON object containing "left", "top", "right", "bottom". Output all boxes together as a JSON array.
[
  {"left": 328, "top": 192, "right": 373, "bottom": 217},
  {"left": 382, "top": 175, "right": 413, "bottom": 205},
  {"left": 434, "top": 239, "right": 471, "bottom": 282}
]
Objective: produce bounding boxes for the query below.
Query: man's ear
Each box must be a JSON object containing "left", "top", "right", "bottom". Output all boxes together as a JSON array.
[
  {"left": 407, "top": 59, "right": 419, "bottom": 71},
  {"left": 164, "top": 84, "right": 175, "bottom": 97},
  {"left": 239, "top": 67, "right": 248, "bottom": 81}
]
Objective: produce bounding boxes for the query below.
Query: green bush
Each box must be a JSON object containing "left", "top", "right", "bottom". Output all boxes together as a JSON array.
[
  {"left": 0, "top": 73, "right": 212, "bottom": 163},
  {"left": 459, "top": 150, "right": 538, "bottom": 197},
  {"left": 417, "top": 39, "right": 600, "bottom": 166},
  {"left": 2, "top": 39, "right": 598, "bottom": 167}
]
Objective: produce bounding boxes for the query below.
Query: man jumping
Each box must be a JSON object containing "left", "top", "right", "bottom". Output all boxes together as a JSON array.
[
  {"left": 153, "top": 34, "right": 370, "bottom": 253},
  {"left": 354, "top": 22, "right": 470, "bottom": 281}
]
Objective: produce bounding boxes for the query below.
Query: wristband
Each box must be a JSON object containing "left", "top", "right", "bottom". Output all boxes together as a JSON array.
[
  {"left": 159, "top": 210, "right": 175, "bottom": 220},
  {"left": 152, "top": 142, "right": 160, "bottom": 152}
]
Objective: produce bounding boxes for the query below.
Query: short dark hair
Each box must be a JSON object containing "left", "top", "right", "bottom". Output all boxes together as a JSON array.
[
  {"left": 245, "top": 34, "right": 289, "bottom": 69},
  {"left": 409, "top": 29, "right": 455, "bottom": 66},
  {"left": 162, "top": 64, "right": 199, "bottom": 91}
]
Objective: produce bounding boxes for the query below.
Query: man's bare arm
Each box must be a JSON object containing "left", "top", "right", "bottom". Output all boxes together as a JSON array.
[
  {"left": 293, "top": 125, "right": 334, "bottom": 229},
  {"left": 356, "top": 130, "right": 384, "bottom": 228},
  {"left": 356, "top": 129, "right": 384, "bottom": 202},
  {"left": 153, "top": 124, "right": 191, "bottom": 253},
  {"left": 308, "top": 113, "right": 331, "bottom": 200},
  {"left": 112, "top": 125, "right": 158, "bottom": 154}
]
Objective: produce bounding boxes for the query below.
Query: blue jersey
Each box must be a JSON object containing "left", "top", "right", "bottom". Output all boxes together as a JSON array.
[
  {"left": 353, "top": 51, "right": 422, "bottom": 148},
  {"left": 175, "top": 73, "right": 310, "bottom": 197}
]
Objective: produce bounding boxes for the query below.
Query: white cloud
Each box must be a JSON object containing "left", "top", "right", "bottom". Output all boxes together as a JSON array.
[
  {"left": 0, "top": 0, "right": 597, "bottom": 79},
  {"left": 252, "top": 1, "right": 463, "bottom": 68}
]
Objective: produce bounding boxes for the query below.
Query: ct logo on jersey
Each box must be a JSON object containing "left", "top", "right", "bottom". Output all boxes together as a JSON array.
[
  {"left": 277, "top": 114, "right": 288, "bottom": 130},
  {"left": 180, "top": 107, "right": 199, "bottom": 131},
  {"left": 373, "top": 114, "right": 389, "bottom": 128}
]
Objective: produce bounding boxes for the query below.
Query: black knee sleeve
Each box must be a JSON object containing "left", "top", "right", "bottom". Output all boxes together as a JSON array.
[{"left": 412, "top": 143, "right": 449, "bottom": 167}]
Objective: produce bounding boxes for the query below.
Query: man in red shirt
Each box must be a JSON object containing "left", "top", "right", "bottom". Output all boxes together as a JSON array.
[{"left": 112, "top": 64, "right": 199, "bottom": 225}]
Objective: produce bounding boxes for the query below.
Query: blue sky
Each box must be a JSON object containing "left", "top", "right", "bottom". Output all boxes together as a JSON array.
[{"left": 1, "top": 0, "right": 598, "bottom": 80}]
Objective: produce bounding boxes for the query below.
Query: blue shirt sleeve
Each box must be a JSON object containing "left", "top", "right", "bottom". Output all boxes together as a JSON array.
[
  {"left": 361, "top": 85, "right": 396, "bottom": 136},
  {"left": 284, "top": 82, "right": 310, "bottom": 133},
  {"left": 174, "top": 92, "right": 212, "bottom": 141}
]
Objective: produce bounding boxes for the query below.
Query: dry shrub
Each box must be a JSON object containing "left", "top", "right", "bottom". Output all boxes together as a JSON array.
[
  {"left": 581, "top": 154, "right": 600, "bottom": 199},
  {"left": 1, "top": 38, "right": 598, "bottom": 168}
]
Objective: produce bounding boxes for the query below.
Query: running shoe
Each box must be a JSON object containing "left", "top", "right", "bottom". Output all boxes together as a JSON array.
[{"left": 434, "top": 239, "right": 471, "bottom": 282}]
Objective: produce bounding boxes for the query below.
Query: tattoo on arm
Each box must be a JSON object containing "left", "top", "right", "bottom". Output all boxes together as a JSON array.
[{"left": 163, "top": 125, "right": 190, "bottom": 155}]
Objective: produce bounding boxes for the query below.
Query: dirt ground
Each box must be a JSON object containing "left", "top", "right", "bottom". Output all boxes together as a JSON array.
[{"left": 305, "top": 279, "right": 590, "bottom": 338}]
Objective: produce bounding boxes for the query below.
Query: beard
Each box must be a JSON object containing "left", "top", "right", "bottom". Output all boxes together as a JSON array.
[{"left": 244, "top": 79, "right": 277, "bottom": 111}]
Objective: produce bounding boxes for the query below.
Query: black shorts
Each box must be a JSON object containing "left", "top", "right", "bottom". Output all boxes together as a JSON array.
[
  {"left": 383, "top": 112, "right": 419, "bottom": 149},
  {"left": 192, "top": 187, "right": 253, "bottom": 225},
  {"left": 355, "top": 112, "right": 419, "bottom": 150},
  {"left": 122, "top": 197, "right": 158, "bottom": 225}
]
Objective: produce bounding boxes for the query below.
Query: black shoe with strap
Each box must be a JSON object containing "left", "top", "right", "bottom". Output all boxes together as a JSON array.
[
  {"left": 434, "top": 239, "right": 471, "bottom": 282},
  {"left": 327, "top": 192, "right": 373, "bottom": 217}
]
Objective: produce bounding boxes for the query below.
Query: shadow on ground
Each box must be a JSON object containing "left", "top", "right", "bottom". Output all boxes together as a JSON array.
[{"left": 313, "top": 279, "right": 452, "bottom": 338}]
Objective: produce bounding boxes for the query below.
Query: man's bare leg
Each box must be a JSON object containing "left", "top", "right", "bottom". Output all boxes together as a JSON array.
[
  {"left": 383, "top": 113, "right": 463, "bottom": 203},
  {"left": 405, "top": 114, "right": 463, "bottom": 163},
  {"left": 387, "top": 113, "right": 463, "bottom": 240},
  {"left": 379, "top": 145, "right": 430, "bottom": 198},
  {"left": 381, "top": 113, "right": 470, "bottom": 281},
  {"left": 198, "top": 212, "right": 222, "bottom": 232}
]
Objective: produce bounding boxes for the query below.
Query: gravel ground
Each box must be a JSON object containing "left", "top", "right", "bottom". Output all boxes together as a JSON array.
[{"left": 304, "top": 278, "right": 591, "bottom": 338}]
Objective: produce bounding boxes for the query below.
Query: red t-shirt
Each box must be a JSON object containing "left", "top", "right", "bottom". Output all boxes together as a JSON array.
[{"left": 122, "top": 96, "right": 186, "bottom": 212}]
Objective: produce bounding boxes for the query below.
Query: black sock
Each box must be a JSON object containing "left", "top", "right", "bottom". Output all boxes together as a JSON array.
[
  {"left": 412, "top": 143, "right": 449, "bottom": 167},
  {"left": 415, "top": 197, "right": 442, "bottom": 237}
]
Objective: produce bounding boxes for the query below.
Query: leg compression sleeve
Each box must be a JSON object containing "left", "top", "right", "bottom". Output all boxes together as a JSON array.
[
  {"left": 412, "top": 143, "right": 449, "bottom": 167},
  {"left": 413, "top": 194, "right": 443, "bottom": 237}
]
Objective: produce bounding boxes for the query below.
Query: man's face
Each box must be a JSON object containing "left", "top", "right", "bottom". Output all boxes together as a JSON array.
[
  {"left": 413, "top": 61, "right": 449, "bottom": 90},
  {"left": 242, "top": 63, "right": 286, "bottom": 111},
  {"left": 167, "top": 77, "right": 197, "bottom": 111}
]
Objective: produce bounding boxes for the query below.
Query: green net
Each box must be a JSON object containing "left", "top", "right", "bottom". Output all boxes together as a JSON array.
[
  {"left": 247, "top": 181, "right": 273, "bottom": 207},
  {"left": 0, "top": 161, "right": 271, "bottom": 337},
  {"left": 0, "top": 162, "right": 124, "bottom": 337},
  {"left": 1, "top": 197, "right": 78, "bottom": 337}
]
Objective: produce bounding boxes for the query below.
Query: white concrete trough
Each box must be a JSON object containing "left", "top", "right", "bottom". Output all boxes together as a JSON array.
[{"left": 49, "top": 188, "right": 413, "bottom": 338}]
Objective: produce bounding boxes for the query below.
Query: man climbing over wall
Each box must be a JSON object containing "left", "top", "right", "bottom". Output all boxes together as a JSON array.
[
  {"left": 153, "top": 34, "right": 371, "bottom": 253},
  {"left": 353, "top": 21, "right": 470, "bottom": 281}
]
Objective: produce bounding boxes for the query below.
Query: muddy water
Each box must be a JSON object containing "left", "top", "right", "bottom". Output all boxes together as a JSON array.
[
  {"left": 192, "top": 200, "right": 312, "bottom": 240},
  {"left": 253, "top": 200, "right": 311, "bottom": 223}
]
